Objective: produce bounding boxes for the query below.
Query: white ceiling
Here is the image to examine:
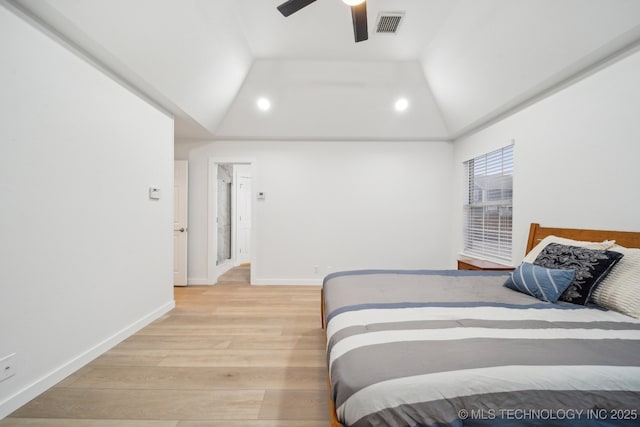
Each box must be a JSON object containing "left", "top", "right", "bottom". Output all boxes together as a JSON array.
[
  {"left": 235, "top": 0, "right": 459, "bottom": 61},
  {"left": 216, "top": 59, "right": 449, "bottom": 140},
  {"left": 9, "top": 0, "right": 640, "bottom": 140}
]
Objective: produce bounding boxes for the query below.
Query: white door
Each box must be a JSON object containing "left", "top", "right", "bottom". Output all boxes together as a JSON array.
[
  {"left": 174, "top": 160, "right": 188, "bottom": 286},
  {"left": 235, "top": 166, "right": 252, "bottom": 265}
]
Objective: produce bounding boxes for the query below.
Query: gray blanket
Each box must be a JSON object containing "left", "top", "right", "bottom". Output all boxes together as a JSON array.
[{"left": 323, "top": 270, "right": 640, "bottom": 427}]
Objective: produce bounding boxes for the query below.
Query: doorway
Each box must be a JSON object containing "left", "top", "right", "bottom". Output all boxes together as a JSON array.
[
  {"left": 234, "top": 165, "right": 252, "bottom": 266},
  {"left": 208, "top": 158, "right": 255, "bottom": 285},
  {"left": 216, "top": 164, "right": 233, "bottom": 269}
]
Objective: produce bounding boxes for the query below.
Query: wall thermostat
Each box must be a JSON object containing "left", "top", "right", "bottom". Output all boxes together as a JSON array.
[{"left": 149, "top": 187, "right": 161, "bottom": 200}]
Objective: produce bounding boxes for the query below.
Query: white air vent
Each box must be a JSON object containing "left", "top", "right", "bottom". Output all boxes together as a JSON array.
[{"left": 376, "top": 12, "right": 404, "bottom": 34}]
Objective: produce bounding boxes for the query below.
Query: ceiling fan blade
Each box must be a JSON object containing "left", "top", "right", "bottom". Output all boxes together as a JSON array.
[
  {"left": 277, "top": 0, "right": 317, "bottom": 17},
  {"left": 351, "top": 1, "right": 368, "bottom": 42}
]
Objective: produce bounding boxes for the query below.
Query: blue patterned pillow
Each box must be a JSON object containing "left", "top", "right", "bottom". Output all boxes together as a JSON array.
[{"left": 504, "top": 263, "right": 576, "bottom": 303}]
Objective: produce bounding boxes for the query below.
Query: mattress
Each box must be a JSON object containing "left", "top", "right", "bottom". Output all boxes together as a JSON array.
[{"left": 323, "top": 269, "right": 640, "bottom": 427}]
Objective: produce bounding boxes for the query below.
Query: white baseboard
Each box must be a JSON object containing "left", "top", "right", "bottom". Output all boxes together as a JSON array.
[
  {"left": 216, "top": 259, "right": 235, "bottom": 277},
  {"left": 0, "top": 300, "right": 175, "bottom": 419},
  {"left": 189, "top": 261, "right": 236, "bottom": 286},
  {"left": 251, "top": 277, "right": 323, "bottom": 286},
  {"left": 187, "top": 277, "right": 211, "bottom": 285}
]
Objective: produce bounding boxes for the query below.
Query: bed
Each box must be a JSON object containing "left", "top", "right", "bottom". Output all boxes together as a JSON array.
[{"left": 322, "top": 223, "right": 640, "bottom": 427}]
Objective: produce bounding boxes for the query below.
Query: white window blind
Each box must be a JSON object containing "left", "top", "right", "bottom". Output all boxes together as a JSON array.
[{"left": 463, "top": 145, "right": 513, "bottom": 262}]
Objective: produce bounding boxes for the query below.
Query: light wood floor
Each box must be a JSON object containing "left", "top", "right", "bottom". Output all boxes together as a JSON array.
[{"left": 1, "top": 267, "right": 329, "bottom": 427}]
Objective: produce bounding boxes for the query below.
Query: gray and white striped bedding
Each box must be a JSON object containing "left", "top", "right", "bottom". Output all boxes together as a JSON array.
[{"left": 323, "top": 270, "right": 640, "bottom": 427}]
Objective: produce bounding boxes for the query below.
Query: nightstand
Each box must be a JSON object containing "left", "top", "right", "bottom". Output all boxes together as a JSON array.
[{"left": 457, "top": 256, "right": 514, "bottom": 271}]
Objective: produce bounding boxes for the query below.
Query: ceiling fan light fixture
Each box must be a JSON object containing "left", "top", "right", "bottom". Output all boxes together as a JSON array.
[{"left": 277, "top": 0, "right": 368, "bottom": 42}]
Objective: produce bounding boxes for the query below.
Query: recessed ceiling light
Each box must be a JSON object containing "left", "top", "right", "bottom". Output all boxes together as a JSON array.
[
  {"left": 256, "top": 97, "right": 271, "bottom": 111},
  {"left": 394, "top": 97, "right": 409, "bottom": 112},
  {"left": 342, "top": 0, "right": 365, "bottom": 5}
]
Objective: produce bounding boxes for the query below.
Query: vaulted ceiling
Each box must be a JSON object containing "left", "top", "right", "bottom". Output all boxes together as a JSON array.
[{"left": 11, "top": 0, "right": 640, "bottom": 140}]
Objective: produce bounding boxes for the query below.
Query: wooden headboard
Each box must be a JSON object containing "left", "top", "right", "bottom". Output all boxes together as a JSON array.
[{"left": 526, "top": 223, "right": 640, "bottom": 254}]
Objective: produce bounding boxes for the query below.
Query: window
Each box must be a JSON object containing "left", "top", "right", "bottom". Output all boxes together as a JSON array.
[{"left": 463, "top": 144, "right": 514, "bottom": 262}]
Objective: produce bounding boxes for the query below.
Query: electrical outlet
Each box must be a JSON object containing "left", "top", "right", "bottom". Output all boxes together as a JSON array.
[
  {"left": 0, "top": 353, "right": 15, "bottom": 383},
  {"left": 313, "top": 265, "right": 319, "bottom": 274}
]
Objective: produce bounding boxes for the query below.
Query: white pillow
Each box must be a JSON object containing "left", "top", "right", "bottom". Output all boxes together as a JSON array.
[
  {"left": 522, "top": 235, "right": 616, "bottom": 263},
  {"left": 591, "top": 245, "right": 640, "bottom": 319}
]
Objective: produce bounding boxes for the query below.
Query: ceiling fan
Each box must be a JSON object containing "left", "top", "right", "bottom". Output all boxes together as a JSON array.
[{"left": 277, "top": 0, "right": 368, "bottom": 43}]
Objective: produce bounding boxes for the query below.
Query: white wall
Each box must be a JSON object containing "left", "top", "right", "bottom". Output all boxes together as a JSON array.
[
  {"left": 0, "top": 4, "right": 174, "bottom": 417},
  {"left": 175, "top": 140, "right": 454, "bottom": 285},
  {"left": 452, "top": 48, "right": 640, "bottom": 264}
]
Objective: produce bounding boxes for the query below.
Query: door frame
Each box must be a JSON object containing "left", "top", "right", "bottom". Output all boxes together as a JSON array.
[{"left": 207, "top": 157, "right": 256, "bottom": 285}]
